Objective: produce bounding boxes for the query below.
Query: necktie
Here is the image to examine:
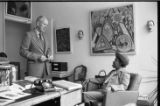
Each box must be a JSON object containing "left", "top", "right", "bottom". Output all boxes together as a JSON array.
[{"left": 39, "top": 33, "right": 43, "bottom": 41}]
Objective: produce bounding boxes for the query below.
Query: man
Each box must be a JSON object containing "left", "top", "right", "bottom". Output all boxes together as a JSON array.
[
  {"left": 20, "top": 16, "right": 53, "bottom": 78},
  {"left": 83, "top": 52, "right": 130, "bottom": 106}
]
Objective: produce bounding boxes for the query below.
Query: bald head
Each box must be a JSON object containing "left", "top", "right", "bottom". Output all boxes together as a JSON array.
[
  {"left": 36, "top": 16, "right": 48, "bottom": 24},
  {"left": 36, "top": 16, "right": 48, "bottom": 33}
]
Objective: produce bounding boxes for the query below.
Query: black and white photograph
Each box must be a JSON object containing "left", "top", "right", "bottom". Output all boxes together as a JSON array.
[
  {"left": 6, "top": 2, "right": 31, "bottom": 19},
  {"left": 0, "top": 1, "right": 157, "bottom": 106}
]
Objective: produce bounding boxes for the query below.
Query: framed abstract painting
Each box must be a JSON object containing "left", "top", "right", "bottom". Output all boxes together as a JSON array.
[{"left": 90, "top": 4, "right": 135, "bottom": 55}]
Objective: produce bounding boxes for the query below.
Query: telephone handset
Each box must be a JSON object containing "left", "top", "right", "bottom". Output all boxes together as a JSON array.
[{"left": 33, "top": 79, "right": 55, "bottom": 92}]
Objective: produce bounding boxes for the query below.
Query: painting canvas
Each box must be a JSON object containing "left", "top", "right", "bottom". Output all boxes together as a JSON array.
[
  {"left": 55, "top": 27, "right": 71, "bottom": 53},
  {"left": 6, "top": 2, "right": 31, "bottom": 19},
  {"left": 90, "top": 4, "right": 135, "bottom": 55}
]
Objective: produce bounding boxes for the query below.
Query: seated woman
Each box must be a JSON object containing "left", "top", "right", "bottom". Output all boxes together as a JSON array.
[{"left": 83, "top": 52, "right": 131, "bottom": 106}]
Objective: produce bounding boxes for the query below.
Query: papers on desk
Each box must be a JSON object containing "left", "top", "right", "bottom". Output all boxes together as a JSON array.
[
  {"left": 0, "top": 80, "right": 32, "bottom": 105},
  {"left": 24, "top": 76, "right": 40, "bottom": 82},
  {"left": 7, "top": 80, "right": 35, "bottom": 93},
  {"left": 13, "top": 80, "right": 34, "bottom": 90},
  {"left": 0, "top": 90, "right": 31, "bottom": 100},
  {"left": 0, "top": 98, "right": 15, "bottom": 106},
  {"left": 52, "top": 80, "right": 82, "bottom": 91},
  {"left": 0, "top": 90, "right": 31, "bottom": 105}
]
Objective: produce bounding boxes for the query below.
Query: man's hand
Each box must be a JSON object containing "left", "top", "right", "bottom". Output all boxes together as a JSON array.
[
  {"left": 47, "top": 55, "right": 54, "bottom": 61},
  {"left": 39, "top": 55, "right": 48, "bottom": 62}
]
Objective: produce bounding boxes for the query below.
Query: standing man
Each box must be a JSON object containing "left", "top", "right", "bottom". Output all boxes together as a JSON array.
[{"left": 20, "top": 16, "right": 53, "bottom": 78}]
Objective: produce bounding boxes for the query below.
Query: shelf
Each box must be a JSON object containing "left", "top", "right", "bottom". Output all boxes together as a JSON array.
[
  {"left": 4, "top": 2, "right": 32, "bottom": 24},
  {"left": 5, "top": 15, "right": 32, "bottom": 24}
]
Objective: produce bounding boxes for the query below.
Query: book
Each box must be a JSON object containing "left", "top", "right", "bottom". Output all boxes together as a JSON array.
[
  {"left": 13, "top": 80, "right": 34, "bottom": 90},
  {"left": 52, "top": 80, "right": 82, "bottom": 91},
  {"left": 24, "top": 76, "right": 40, "bottom": 82}
]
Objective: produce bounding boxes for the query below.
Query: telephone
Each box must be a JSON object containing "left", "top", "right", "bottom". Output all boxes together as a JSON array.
[{"left": 33, "top": 79, "right": 55, "bottom": 92}]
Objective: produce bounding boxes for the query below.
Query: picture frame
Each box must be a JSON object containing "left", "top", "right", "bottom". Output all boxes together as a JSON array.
[
  {"left": 5, "top": 2, "right": 32, "bottom": 23},
  {"left": 55, "top": 27, "right": 72, "bottom": 54},
  {"left": 90, "top": 4, "right": 135, "bottom": 55}
]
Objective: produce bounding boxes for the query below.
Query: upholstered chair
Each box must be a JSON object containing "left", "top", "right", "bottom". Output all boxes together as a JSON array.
[
  {"left": 101, "top": 73, "right": 142, "bottom": 106},
  {"left": 73, "top": 65, "right": 87, "bottom": 84}
]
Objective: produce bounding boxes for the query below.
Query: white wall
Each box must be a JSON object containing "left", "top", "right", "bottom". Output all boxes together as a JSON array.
[
  {"left": 5, "top": 20, "right": 30, "bottom": 79},
  {"left": 0, "top": 3, "right": 4, "bottom": 51},
  {"left": 32, "top": 2, "right": 157, "bottom": 95},
  {"left": 0, "top": 2, "right": 31, "bottom": 79}
]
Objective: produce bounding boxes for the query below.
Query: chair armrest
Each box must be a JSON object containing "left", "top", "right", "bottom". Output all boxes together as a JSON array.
[
  {"left": 103, "top": 90, "right": 139, "bottom": 106},
  {"left": 84, "top": 78, "right": 104, "bottom": 91},
  {"left": 89, "top": 78, "right": 104, "bottom": 84}
]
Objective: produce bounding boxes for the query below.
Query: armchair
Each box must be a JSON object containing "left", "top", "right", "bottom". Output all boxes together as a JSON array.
[
  {"left": 73, "top": 65, "right": 87, "bottom": 84},
  {"left": 101, "top": 73, "right": 142, "bottom": 106}
]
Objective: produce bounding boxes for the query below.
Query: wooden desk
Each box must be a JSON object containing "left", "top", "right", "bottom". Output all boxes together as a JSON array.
[{"left": 7, "top": 89, "right": 82, "bottom": 106}]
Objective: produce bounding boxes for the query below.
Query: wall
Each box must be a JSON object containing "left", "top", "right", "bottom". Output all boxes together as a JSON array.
[
  {"left": 0, "top": 2, "right": 156, "bottom": 95},
  {"left": 0, "top": 3, "right": 4, "bottom": 51},
  {"left": 5, "top": 20, "right": 30, "bottom": 79},
  {"left": 0, "top": 3, "right": 31, "bottom": 79},
  {"left": 32, "top": 2, "right": 157, "bottom": 95}
]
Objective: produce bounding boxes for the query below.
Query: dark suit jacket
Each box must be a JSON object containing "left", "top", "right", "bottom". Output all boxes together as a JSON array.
[{"left": 20, "top": 29, "right": 51, "bottom": 78}]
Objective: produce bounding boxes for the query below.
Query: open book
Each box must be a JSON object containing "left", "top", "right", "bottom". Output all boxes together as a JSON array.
[{"left": 52, "top": 80, "right": 82, "bottom": 91}]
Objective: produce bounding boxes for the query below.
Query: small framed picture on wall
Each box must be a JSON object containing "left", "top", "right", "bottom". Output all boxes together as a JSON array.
[
  {"left": 55, "top": 27, "right": 72, "bottom": 54},
  {"left": 5, "top": 2, "right": 32, "bottom": 23}
]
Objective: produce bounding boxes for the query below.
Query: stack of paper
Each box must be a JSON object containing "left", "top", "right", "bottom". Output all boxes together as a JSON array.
[
  {"left": 0, "top": 98, "right": 15, "bottom": 106},
  {"left": 52, "top": 80, "right": 82, "bottom": 91},
  {"left": 0, "top": 90, "right": 31, "bottom": 105},
  {"left": 24, "top": 76, "right": 40, "bottom": 82},
  {"left": 0, "top": 90, "right": 31, "bottom": 100}
]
